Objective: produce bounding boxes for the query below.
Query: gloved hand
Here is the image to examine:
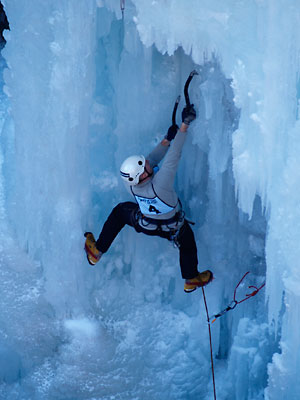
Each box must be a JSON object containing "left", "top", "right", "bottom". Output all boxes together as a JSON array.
[
  {"left": 165, "top": 124, "right": 179, "bottom": 141},
  {"left": 182, "top": 105, "right": 196, "bottom": 125}
]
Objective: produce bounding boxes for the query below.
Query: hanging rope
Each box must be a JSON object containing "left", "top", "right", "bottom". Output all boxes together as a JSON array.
[
  {"left": 210, "top": 272, "right": 266, "bottom": 324},
  {"left": 202, "top": 287, "right": 217, "bottom": 400},
  {"left": 120, "top": 0, "right": 125, "bottom": 18},
  {"left": 201, "top": 272, "right": 266, "bottom": 399}
]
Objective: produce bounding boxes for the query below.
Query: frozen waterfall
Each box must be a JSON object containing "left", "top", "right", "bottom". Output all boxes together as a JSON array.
[{"left": 0, "top": 1, "right": 299, "bottom": 399}]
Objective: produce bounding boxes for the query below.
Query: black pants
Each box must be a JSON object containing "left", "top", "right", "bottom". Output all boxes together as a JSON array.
[{"left": 96, "top": 202, "right": 198, "bottom": 279}]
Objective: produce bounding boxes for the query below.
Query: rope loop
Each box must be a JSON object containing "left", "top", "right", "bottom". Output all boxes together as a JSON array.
[
  {"left": 201, "top": 272, "right": 266, "bottom": 399},
  {"left": 210, "top": 272, "right": 265, "bottom": 324},
  {"left": 233, "top": 272, "right": 266, "bottom": 306}
]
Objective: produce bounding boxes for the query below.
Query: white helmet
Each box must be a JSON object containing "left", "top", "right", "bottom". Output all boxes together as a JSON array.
[{"left": 120, "top": 155, "right": 146, "bottom": 185}]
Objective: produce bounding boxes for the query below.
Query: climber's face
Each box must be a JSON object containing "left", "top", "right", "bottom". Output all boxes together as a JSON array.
[{"left": 138, "top": 160, "right": 153, "bottom": 184}]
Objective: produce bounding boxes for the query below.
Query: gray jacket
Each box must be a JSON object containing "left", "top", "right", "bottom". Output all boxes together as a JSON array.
[{"left": 129, "top": 130, "right": 187, "bottom": 229}]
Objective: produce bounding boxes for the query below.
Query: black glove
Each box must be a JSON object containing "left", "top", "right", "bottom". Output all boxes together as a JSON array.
[
  {"left": 165, "top": 124, "right": 179, "bottom": 141},
  {"left": 182, "top": 105, "right": 196, "bottom": 125}
]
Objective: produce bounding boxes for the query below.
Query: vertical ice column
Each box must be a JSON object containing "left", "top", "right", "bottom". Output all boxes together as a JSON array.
[{"left": 2, "top": 0, "right": 97, "bottom": 313}]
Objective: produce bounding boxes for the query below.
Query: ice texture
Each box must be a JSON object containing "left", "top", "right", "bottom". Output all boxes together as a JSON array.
[{"left": 0, "top": 0, "right": 298, "bottom": 399}]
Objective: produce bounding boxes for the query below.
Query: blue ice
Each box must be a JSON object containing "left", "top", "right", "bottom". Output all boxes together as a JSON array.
[{"left": 0, "top": 1, "right": 299, "bottom": 399}]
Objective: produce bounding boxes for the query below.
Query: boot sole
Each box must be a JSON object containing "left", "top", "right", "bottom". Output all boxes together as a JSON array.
[
  {"left": 184, "top": 287, "right": 197, "bottom": 293},
  {"left": 184, "top": 271, "right": 213, "bottom": 293},
  {"left": 86, "top": 254, "right": 97, "bottom": 266},
  {"left": 84, "top": 232, "right": 101, "bottom": 265}
]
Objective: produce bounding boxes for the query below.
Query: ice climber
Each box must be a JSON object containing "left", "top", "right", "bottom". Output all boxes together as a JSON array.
[{"left": 84, "top": 100, "right": 213, "bottom": 293}]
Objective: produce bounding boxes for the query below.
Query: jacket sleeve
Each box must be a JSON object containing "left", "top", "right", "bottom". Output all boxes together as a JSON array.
[
  {"left": 146, "top": 142, "right": 169, "bottom": 168},
  {"left": 153, "top": 130, "right": 187, "bottom": 190}
]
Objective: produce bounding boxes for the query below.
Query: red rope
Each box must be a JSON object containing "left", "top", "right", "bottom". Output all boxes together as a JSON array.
[
  {"left": 201, "top": 272, "right": 266, "bottom": 398},
  {"left": 233, "top": 271, "right": 266, "bottom": 305},
  {"left": 202, "top": 287, "right": 217, "bottom": 400},
  {"left": 210, "top": 272, "right": 266, "bottom": 324}
]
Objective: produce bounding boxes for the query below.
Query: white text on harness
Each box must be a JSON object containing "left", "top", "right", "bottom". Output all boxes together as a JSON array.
[{"left": 134, "top": 194, "right": 174, "bottom": 216}]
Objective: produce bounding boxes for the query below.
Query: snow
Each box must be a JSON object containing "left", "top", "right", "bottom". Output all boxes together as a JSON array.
[{"left": 0, "top": 0, "right": 299, "bottom": 399}]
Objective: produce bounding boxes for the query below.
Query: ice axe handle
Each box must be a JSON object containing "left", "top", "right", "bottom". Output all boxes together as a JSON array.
[
  {"left": 172, "top": 95, "right": 181, "bottom": 125},
  {"left": 184, "top": 70, "right": 199, "bottom": 108}
]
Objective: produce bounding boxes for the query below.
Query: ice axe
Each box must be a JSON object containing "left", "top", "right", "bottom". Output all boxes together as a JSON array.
[
  {"left": 171, "top": 95, "right": 181, "bottom": 125},
  {"left": 171, "top": 70, "right": 198, "bottom": 125},
  {"left": 184, "top": 70, "right": 198, "bottom": 108}
]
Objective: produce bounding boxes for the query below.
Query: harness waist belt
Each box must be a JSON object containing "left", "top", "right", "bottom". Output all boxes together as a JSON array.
[{"left": 140, "top": 211, "right": 183, "bottom": 227}]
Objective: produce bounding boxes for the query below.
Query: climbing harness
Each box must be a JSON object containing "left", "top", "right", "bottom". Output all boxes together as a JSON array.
[
  {"left": 120, "top": 0, "right": 125, "bottom": 18},
  {"left": 201, "top": 272, "right": 266, "bottom": 400},
  {"left": 134, "top": 207, "right": 185, "bottom": 233},
  {"left": 139, "top": 210, "right": 184, "bottom": 228},
  {"left": 169, "top": 228, "right": 181, "bottom": 248},
  {"left": 210, "top": 271, "right": 266, "bottom": 324}
]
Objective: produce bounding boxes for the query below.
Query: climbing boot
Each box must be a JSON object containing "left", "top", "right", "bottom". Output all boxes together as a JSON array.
[
  {"left": 84, "top": 232, "right": 102, "bottom": 266},
  {"left": 184, "top": 270, "right": 213, "bottom": 293}
]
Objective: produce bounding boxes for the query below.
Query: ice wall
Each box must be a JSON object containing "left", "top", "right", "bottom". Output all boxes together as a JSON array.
[
  {"left": 2, "top": 0, "right": 97, "bottom": 313},
  {"left": 86, "top": 10, "right": 269, "bottom": 395},
  {"left": 129, "top": 0, "right": 300, "bottom": 320},
  {"left": 0, "top": 0, "right": 298, "bottom": 399},
  {"left": 127, "top": 1, "right": 300, "bottom": 398}
]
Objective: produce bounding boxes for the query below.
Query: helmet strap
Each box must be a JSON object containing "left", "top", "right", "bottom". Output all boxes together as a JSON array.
[{"left": 138, "top": 165, "right": 153, "bottom": 184}]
